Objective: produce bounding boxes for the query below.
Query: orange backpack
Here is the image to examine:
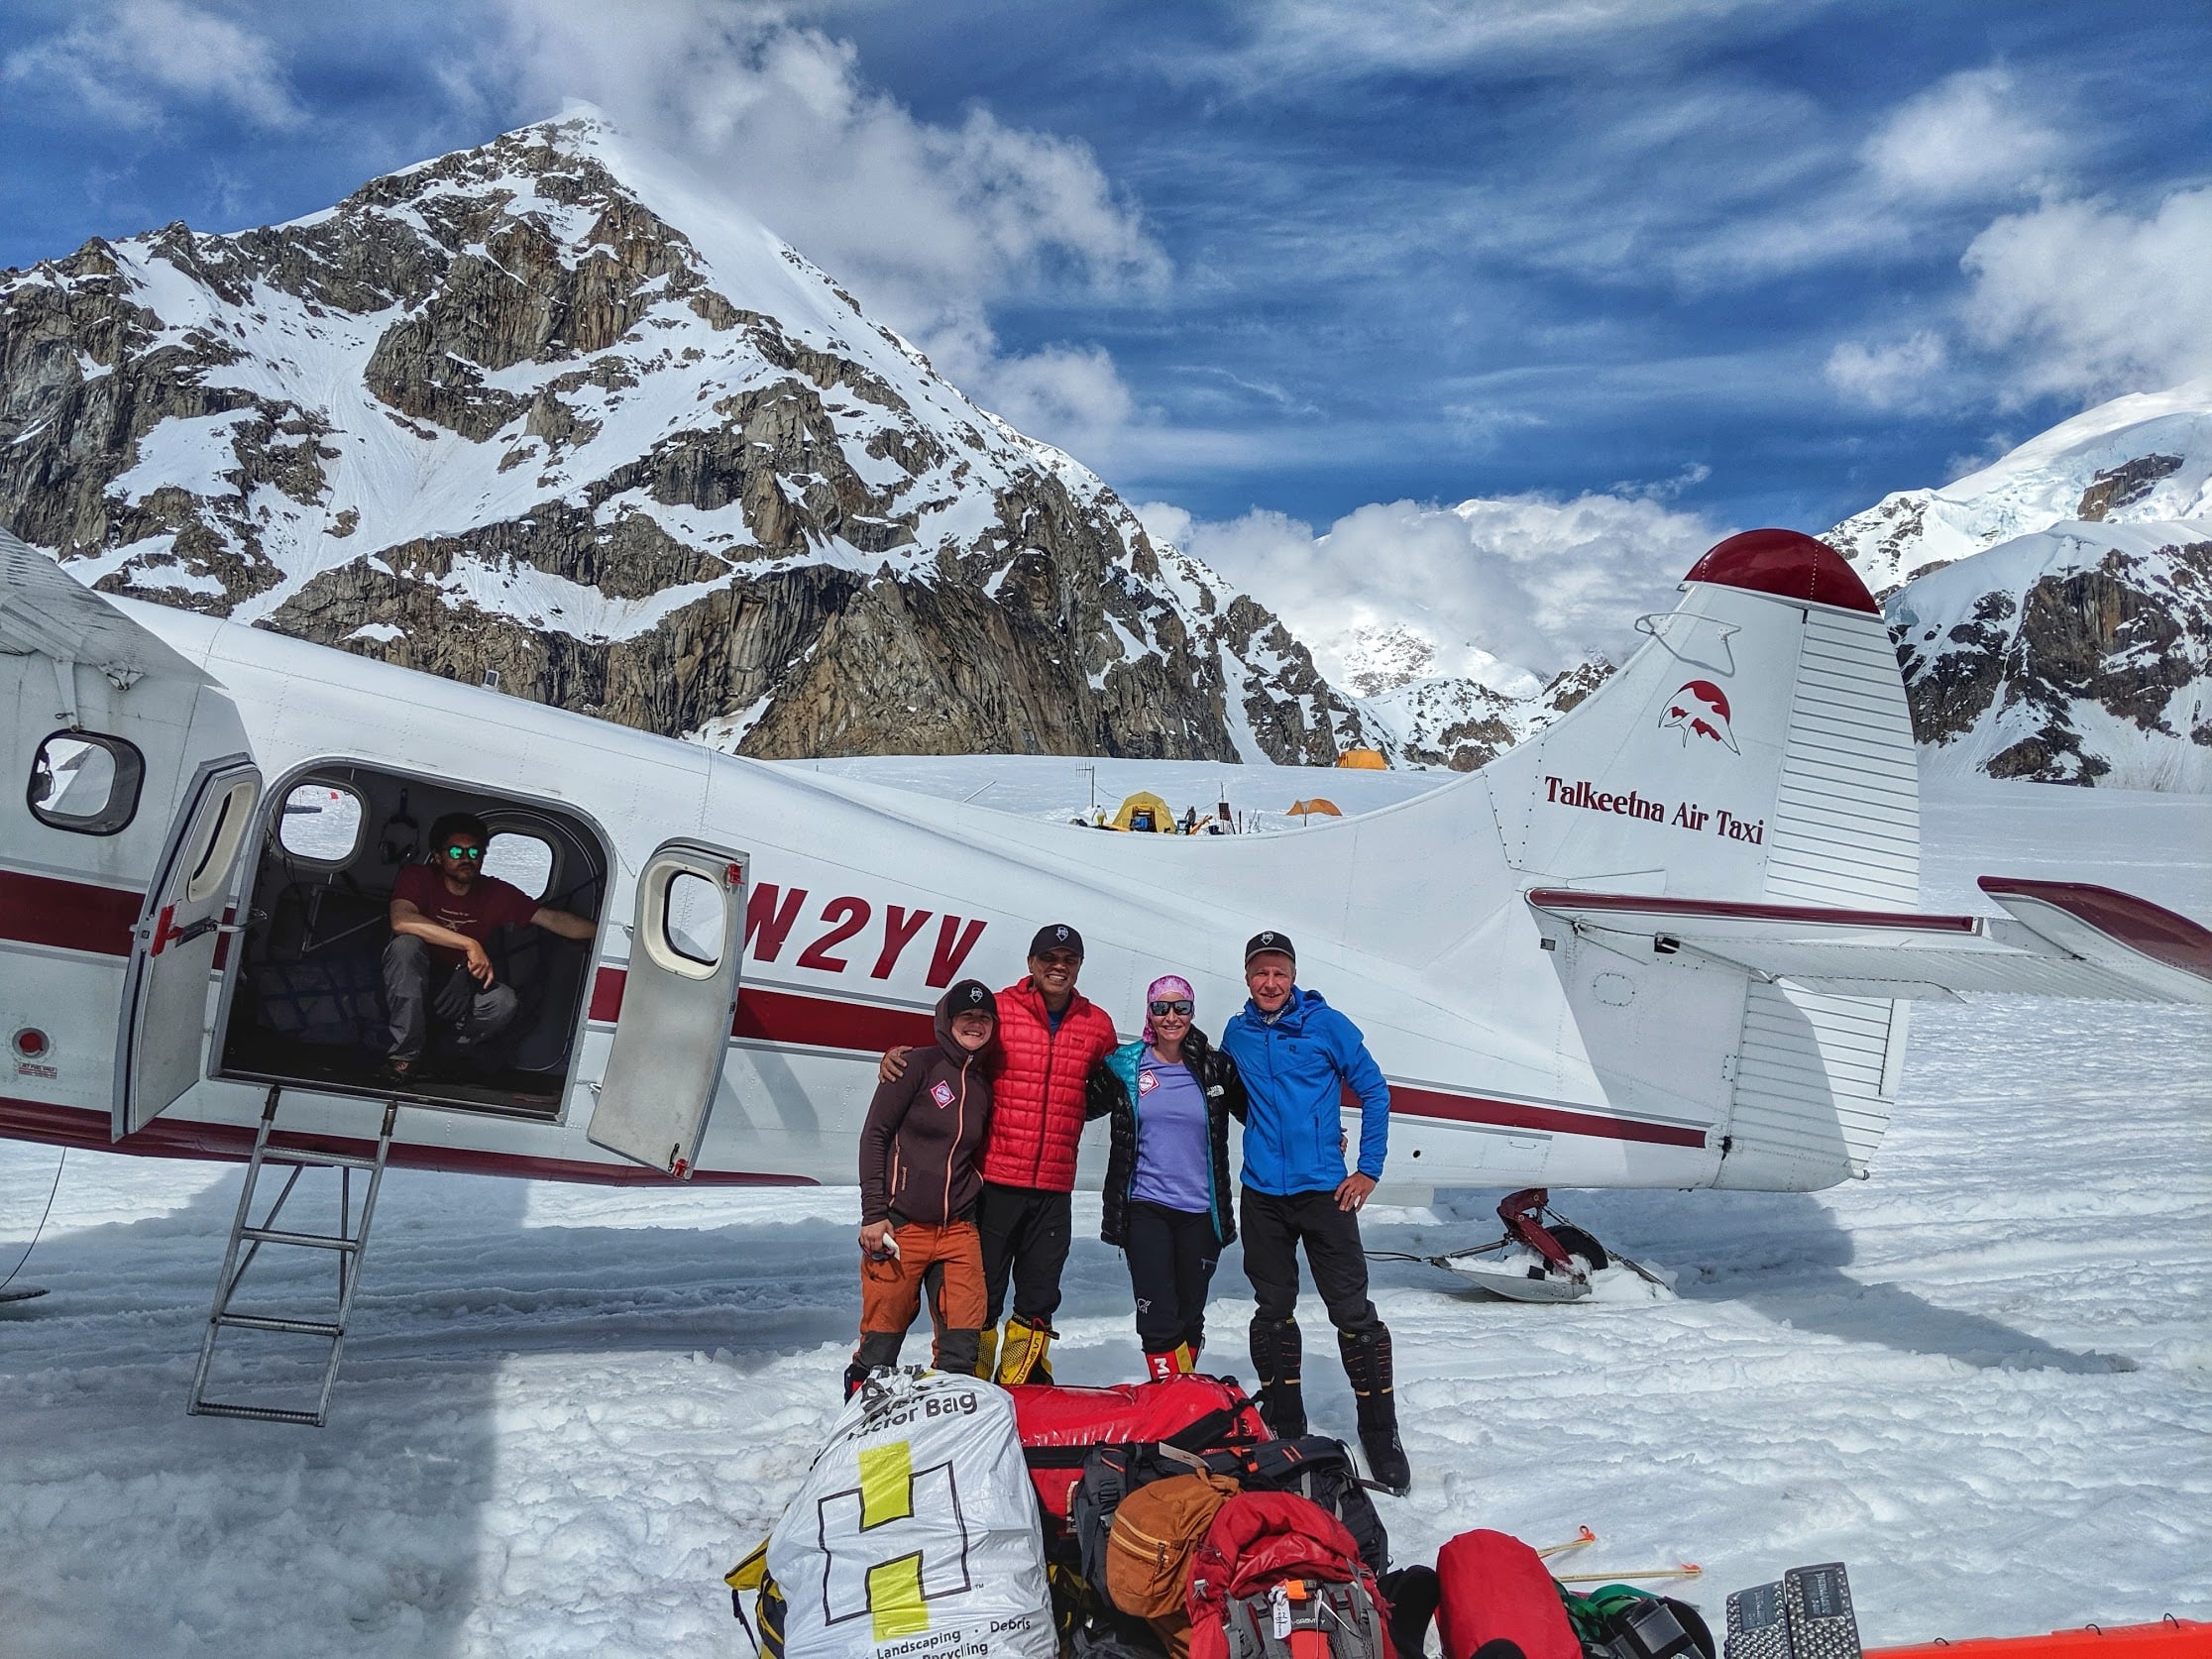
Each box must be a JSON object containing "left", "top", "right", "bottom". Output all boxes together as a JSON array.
[{"left": 1106, "top": 1471, "right": 1242, "bottom": 1656}]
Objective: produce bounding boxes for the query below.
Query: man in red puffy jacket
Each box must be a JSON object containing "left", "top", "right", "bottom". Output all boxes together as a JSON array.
[{"left": 881, "top": 923, "right": 1118, "bottom": 1383}]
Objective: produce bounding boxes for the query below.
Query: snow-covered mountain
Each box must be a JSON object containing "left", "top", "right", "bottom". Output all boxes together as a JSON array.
[
  {"left": 1825, "top": 383, "right": 2212, "bottom": 791},
  {"left": 1358, "top": 659, "right": 1612, "bottom": 772},
  {"left": 1828, "top": 382, "right": 2212, "bottom": 598},
  {"left": 0, "top": 113, "right": 1389, "bottom": 765}
]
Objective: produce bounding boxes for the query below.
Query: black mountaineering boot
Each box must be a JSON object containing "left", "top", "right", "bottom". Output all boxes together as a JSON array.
[
  {"left": 1341, "top": 1325, "right": 1411, "bottom": 1495},
  {"left": 1249, "top": 1315, "right": 1307, "bottom": 1438}
]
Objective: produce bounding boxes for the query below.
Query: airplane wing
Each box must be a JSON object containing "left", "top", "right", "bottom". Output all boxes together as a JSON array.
[
  {"left": 0, "top": 527, "right": 212, "bottom": 698},
  {"left": 1526, "top": 878, "right": 2212, "bottom": 1005}
]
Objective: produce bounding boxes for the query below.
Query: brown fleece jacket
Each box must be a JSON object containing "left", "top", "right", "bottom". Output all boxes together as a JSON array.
[{"left": 857, "top": 981, "right": 998, "bottom": 1227}]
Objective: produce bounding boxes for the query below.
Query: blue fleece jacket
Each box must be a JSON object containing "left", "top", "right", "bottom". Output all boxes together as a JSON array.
[{"left": 1220, "top": 987, "right": 1389, "bottom": 1196}]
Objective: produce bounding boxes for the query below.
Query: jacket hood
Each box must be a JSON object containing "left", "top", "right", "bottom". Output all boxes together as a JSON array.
[{"left": 935, "top": 978, "right": 1000, "bottom": 1064}]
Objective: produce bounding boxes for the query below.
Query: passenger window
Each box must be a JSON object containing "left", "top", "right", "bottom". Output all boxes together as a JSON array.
[
  {"left": 663, "top": 871, "right": 723, "bottom": 967},
  {"left": 27, "top": 731, "right": 145, "bottom": 835},
  {"left": 483, "top": 831, "right": 554, "bottom": 900},
  {"left": 276, "top": 783, "right": 365, "bottom": 863}
]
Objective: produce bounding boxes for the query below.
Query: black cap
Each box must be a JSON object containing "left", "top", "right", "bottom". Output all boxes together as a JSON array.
[
  {"left": 1029, "top": 923, "right": 1085, "bottom": 959},
  {"left": 943, "top": 979, "right": 996, "bottom": 1016},
  {"left": 1244, "top": 931, "right": 1295, "bottom": 967}
]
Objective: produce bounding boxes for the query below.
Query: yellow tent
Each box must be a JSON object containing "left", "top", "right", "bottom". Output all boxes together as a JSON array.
[
  {"left": 1108, "top": 791, "right": 1176, "bottom": 832},
  {"left": 1336, "top": 747, "right": 1387, "bottom": 770},
  {"left": 1285, "top": 798, "right": 1343, "bottom": 820}
]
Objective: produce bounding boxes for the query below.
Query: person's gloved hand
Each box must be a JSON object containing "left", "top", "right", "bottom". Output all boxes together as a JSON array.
[{"left": 433, "top": 962, "right": 477, "bottom": 1022}]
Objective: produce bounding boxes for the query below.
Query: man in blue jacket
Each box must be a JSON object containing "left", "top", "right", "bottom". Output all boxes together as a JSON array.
[{"left": 1220, "top": 931, "right": 1409, "bottom": 1495}]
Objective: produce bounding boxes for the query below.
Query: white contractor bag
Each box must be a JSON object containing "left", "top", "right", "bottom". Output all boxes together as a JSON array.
[{"left": 765, "top": 1368, "right": 1055, "bottom": 1659}]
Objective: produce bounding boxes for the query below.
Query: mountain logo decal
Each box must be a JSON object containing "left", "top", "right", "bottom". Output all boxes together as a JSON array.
[{"left": 1660, "top": 680, "right": 1740, "bottom": 752}]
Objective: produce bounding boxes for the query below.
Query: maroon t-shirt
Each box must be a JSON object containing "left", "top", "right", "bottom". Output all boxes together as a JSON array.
[{"left": 391, "top": 864, "right": 539, "bottom": 966}]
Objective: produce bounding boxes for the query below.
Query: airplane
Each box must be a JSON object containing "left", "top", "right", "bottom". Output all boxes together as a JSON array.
[{"left": 3, "top": 524, "right": 2208, "bottom": 1411}]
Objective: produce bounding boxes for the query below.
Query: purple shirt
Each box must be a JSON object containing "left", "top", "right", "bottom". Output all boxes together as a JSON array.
[{"left": 1130, "top": 1053, "right": 1211, "bottom": 1213}]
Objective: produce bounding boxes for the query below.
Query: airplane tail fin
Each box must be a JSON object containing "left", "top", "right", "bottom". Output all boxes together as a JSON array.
[{"left": 1483, "top": 530, "right": 1919, "bottom": 1191}]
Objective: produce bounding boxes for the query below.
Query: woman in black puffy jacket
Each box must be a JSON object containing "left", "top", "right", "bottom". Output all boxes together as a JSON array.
[{"left": 1086, "top": 973, "right": 1248, "bottom": 1379}]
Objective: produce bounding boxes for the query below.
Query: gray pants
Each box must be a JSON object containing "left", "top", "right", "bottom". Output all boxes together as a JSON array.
[{"left": 383, "top": 934, "right": 519, "bottom": 1063}]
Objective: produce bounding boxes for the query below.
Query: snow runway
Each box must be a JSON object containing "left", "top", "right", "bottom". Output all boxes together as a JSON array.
[{"left": 3, "top": 777, "right": 2207, "bottom": 1655}]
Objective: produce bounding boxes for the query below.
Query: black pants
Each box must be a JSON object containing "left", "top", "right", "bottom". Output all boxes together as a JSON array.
[
  {"left": 978, "top": 1181, "right": 1073, "bottom": 1326},
  {"left": 1124, "top": 1200, "right": 1220, "bottom": 1354},
  {"left": 1239, "top": 1185, "right": 1382, "bottom": 1337}
]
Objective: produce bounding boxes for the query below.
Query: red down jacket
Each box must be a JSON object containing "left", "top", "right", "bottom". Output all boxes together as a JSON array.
[{"left": 978, "top": 977, "right": 1118, "bottom": 1192}]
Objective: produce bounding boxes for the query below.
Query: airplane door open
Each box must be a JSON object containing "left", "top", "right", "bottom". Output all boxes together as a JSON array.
[
  {"left": 587, "top": 841, "right": 747, "bottom": 1176},
  {"left": 113, "top": 753, "right": 261, "bottom": 1138}
]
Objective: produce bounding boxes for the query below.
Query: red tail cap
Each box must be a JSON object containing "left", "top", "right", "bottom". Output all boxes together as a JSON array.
[{"left": 1684, "top": 529, "right": 1880, "bottom": 615}]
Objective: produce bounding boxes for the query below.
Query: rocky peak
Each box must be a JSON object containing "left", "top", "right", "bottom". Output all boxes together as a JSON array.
[{"left": 0, "top": 114, "right": 1391, "bottom": 766}]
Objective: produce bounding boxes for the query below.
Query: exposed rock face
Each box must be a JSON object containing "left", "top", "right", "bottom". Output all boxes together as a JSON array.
[
  {"left": 1888, "top": 524, "right": 2212, "bottom": 789},
  {"left": 0, "top": 115, "right": 1388, "bottom": 765},
  {"left": 1360, "top": 658, "right": 1614, "bottom": 773}
]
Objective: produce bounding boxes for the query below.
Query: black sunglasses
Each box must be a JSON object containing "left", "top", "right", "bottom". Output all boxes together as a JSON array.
[
  {"left": 1148, "top": 999, "right": 1194, "bottom": 1017},
  {"left": 444, "top": 843, "right": 485, "bottom": 860}
]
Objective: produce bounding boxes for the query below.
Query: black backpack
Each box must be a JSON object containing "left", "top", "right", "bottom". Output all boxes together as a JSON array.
[{"left": 1203, "top": 1436, "right": 1389, "bottom": 1577}]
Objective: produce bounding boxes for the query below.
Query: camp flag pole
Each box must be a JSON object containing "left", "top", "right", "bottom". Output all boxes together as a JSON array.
[
  {"left": 1554, "top": 1565, "right": 1703, "bottom": 1585},
  {"left": 1535, "top": 1527, "right": 1599, "bottom": 1560}
]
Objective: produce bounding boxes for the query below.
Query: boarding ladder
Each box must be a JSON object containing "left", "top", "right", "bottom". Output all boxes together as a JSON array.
[{"left": 187, "top": 1084, "right": 396, "bottom": 1427}]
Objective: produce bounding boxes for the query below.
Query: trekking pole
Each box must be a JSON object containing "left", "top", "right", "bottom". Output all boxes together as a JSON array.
[
  {"left": 1535, "top": 1526, "right": 1598, "bottom": 1560},
  {"left": 1555, "top": 1565, "right": 1702, "bottom": 1585}
]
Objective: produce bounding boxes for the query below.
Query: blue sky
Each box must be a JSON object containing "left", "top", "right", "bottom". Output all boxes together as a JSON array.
[{"left": 3, "top": 0, "right": 2207, "bottom": 680}]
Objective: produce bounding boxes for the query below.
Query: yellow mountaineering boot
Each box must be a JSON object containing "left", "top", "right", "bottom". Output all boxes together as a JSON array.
[
  {"left": 995, "top": 1316, "right": 1054, "bottom": 1385},
  {"left": 1171, "top": 1340, "right": 1199, "bottom": 1375},
  {"left": 976, "top": 1323, "right": 1000, "bottom": 1381}
]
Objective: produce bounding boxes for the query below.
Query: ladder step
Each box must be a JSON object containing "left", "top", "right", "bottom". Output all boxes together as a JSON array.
[
  {"left": 262, "top": 1147, "right": 383, "bottom": 1171},
  {"left": 189, "top": 1399, "right": 328, "bottom": 1427},
  {"left": 215, "top": 1311, "right": 343, "bottom": 1338},
  {"left": 240, "top": 1225, "right": 361, "bottom": 1253}
]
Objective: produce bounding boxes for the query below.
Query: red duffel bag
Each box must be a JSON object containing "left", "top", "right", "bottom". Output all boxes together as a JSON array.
[
  {"left": 1013, "top": 1376, "right": 1269, "bottom": 1520},
  {"left": 1435, "top": 1527, "right": 1581, "bottom": 1659}
]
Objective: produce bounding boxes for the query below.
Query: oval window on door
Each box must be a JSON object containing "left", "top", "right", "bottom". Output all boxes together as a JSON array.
[
  {"left": 657, "top": 869, "right": 725, "bottom": 973},
  {"left": 184, "top": 778, "right": 258, "bottom": 904}
]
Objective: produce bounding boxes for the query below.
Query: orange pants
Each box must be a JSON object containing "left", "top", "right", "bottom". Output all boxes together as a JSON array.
[{"left": 856, "top": 1220, "right": 987, "bottom": 1374}]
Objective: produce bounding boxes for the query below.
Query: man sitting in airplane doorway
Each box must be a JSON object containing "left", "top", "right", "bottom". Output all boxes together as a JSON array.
[{"left": 382, "top": 813, "right": 597, "bottom": 1082}]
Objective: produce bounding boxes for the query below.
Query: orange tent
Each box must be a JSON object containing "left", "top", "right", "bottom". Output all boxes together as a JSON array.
[
  {"left": 1285, "top": 798, "right": 1343, "bottom": 820},
  {"left": 1336, "top": 747, "right": 1387, "bottom": 770}
]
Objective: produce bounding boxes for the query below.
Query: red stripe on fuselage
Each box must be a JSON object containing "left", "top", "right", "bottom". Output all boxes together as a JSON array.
[
  {"left": 7, "top": 876, "right": 1707, "bottom": 1157},
  {"left": 0, "top": 869, "right": 140, "bottom": 956},
  {"left": 590, "top": 966, "right": 937, "bottom": 1052},
  {"left": 1376, "top": 1080, "right": 1708, "bottom": 1149}
]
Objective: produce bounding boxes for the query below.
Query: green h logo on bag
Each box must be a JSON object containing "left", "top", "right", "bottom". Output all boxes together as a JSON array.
[{"left": 818, "top": 1439, "right": 973, "bottom": 1640}]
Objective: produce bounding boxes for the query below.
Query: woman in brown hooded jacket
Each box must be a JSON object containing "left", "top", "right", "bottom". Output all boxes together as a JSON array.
[{"left": 848, "top": 978, "right": 998, "bottom": 1393}]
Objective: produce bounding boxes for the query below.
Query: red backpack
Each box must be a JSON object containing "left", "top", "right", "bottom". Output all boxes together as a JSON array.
[
  {"left": 1434, "top": 1528, "right": 1580, "bottom": 1659},
  {"left": 1184, "top": 1491, "right": 1394, "bottom": 1659}
]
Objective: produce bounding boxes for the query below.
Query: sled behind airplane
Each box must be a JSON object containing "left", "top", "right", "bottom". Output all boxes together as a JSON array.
[{"left": 4, "top": 524, "right": 2208, "bottom": 1208}]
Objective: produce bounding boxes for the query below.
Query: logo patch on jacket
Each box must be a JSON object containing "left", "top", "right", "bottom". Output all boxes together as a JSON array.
[
  {"left": 1138, "top": 1068, "right": 1159, "bottom": 1095},
  {"left": 930, "top": 1080, "right": 955, "bottom": 1108}
]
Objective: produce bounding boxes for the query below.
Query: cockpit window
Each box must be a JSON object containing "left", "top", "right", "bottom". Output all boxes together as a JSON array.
[{"left": 27, "top": 731, "right": 145, "bottom": 835}]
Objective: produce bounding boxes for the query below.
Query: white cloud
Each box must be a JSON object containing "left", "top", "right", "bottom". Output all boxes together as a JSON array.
[
  {"left": 1960, "top": 186, "right": 2212, "bottom": 402},
  {"left": 1223, "top": 0, "right": 1791, "bottom": 83},
  {"left": 974, "top": 344, "right": 1147, "bottom": 463},
  {"left": 1861, "top": 68, "right": 2066, "bottom": 202},
  {"left": 480, "top": 0, "right": 1165, "bottom": 457},
  {"left": 3, "top": 0, "right": 304, "bottom": 130},
  {"left": 1825, "top": 330, "right": 1950, "bottom": 409},
  {"left": 1153, "top": 491, "right": 1727, "bottom": 687}
]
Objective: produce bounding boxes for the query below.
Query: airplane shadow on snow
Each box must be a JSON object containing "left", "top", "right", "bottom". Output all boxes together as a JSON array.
[
  {"left": 1536, "top": 1188, "right": 2140, "bottom": 1376},
  {"left": 0, "top": 1160, "right": 872, "bottom": 1659}
]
